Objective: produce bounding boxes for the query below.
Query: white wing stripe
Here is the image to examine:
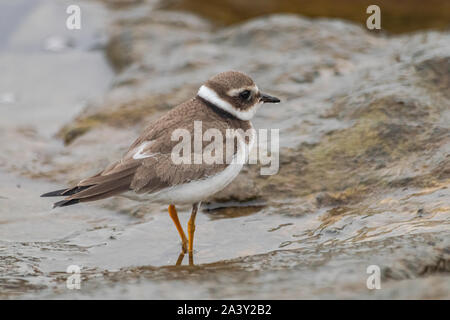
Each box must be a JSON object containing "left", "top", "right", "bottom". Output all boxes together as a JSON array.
[{"left": 132, "top": 141, "right": 156, "bottom": 160}]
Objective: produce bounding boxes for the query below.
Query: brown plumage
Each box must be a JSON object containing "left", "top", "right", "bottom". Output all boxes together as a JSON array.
[{"left": 42, "top": 95, "right": 252, "bottom": 207}]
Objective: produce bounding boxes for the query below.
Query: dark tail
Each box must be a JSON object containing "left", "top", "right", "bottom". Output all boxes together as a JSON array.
[
  {"left": 41, "top": 186, "right": 91, "bottom": 198},
  {"left": 41, "top": 161, "right": 137, "bottom": 208},
  {"left": 52, "top": 199, "right": 81, "bottom": 208},
  {"left": 41, "top": 178, "right": 131, "bottom": 209}
]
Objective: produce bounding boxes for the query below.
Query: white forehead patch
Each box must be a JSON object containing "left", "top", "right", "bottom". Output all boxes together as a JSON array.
[
  {"left": 227, "top": 85, "right": 259, "bottom": 97},
  {"left": 197, "top": 85, "right": 261, "bottom": 121}
]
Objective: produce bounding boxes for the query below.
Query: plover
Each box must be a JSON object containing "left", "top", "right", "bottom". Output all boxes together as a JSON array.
[{"left": 41, "top": 71, "right": 280, "bottom": 260}]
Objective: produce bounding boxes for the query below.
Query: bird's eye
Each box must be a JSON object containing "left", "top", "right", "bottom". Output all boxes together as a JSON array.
[{"left": 239, "top": 90, "right": 251, "bottom": 100}]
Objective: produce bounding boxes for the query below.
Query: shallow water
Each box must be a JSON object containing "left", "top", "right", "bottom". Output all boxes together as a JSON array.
[
  {"left": 2, "top": 167, "right": 448, "bottom": 299},
  {"left": 0, "top": 0, "right": 449, "bottom": 299}
]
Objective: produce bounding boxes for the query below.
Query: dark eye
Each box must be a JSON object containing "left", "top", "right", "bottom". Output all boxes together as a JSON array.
[{"left": 239, "top": 90, "right": 251, "bottom": 100}]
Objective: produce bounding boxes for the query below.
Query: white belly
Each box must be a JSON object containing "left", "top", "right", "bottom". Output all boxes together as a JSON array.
[
  {"left": 151, "top": 161, "right": 243, "bottom": 204},
  {"left": 135, "top": 125, "right": 254, "bottom": 205}
]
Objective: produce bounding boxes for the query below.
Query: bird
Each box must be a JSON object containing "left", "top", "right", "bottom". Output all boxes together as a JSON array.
[{"left": 41, "top": 71, "right": 280, "bottom": 263}]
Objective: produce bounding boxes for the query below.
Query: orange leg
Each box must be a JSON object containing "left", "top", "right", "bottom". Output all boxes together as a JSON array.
[
  {"left": 168, "top": 204, "right": 188, "bottom": 254},
  {"left": 187, "top": 202, "right": 200, "bottom": 255}
]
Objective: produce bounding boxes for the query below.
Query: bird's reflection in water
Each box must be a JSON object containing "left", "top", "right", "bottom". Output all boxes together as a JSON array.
[{"left": 175, "top": 252, "right": 194, "bottom": 266}]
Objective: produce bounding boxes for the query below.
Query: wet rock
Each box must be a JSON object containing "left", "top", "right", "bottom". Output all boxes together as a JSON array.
[
  {"left": 316, "top": 187, "right": 368, "bottom": 207},
  {"left": 207, "top": 172, "right": 261, "bottom": 203},
  {"left": 56, "top": 91, "right": 189, "bottom": 145},
  {"left": 415, "top": 57, "right": 450, "bottom": 99}
]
